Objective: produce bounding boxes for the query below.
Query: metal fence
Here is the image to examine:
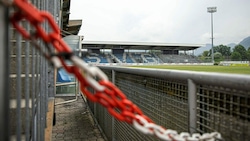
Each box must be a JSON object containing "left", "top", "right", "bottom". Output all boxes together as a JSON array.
[
  {"left": 0, "top": 0, "right": 60, "bottom": 140},
  {"left": 87, "top": 66, "right": 250, "bottom": 141}
]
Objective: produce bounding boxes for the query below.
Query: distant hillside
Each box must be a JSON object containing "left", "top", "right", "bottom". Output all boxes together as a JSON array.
[
  {"left": 227, "top": 43, "right": 237, "bottom": 49},
  {"left": 195, "top": 43, "right": 236, "bottom": 56},
  {"left": 194, "top": 36, "right": 250, "bottom": 56},
  {"left": 226, "top": 43, "right": 237, "bottom": 51},
  {"left": 239, "top": 36, "right": 250, "bottom": 49},
  {"left": 194, "top": 44, "right": 211, "bottom": 56}
]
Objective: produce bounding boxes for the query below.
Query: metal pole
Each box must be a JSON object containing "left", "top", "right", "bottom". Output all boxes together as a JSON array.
[
  {"left": 111, "top": 70, "right": 115, "bottom": 141},
  {"left": 188, "top": 79, "right": 197, "bottom": 134},
  {"left": 211, "top": 13, "right": 214, "bottom": 63},
  {"left": 16, "top": 19, "right": 22, "bottom": 141},
  {"left": 25, "top": 21, "right": 31, "bottom": 141},
  {"left": 0, "top": 5, "right": 10, "bottom": 141},
  {"left": 207, "top": 7, "right": 216, "bottom": 64}
]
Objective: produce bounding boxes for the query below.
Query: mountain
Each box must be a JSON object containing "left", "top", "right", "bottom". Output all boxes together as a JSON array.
[
  {"left": 194, "top": 36, "right": 250, "bottom": 56},
  {"left": 239, "top": 36, "right": 250, "bottom": 49},
  {"left": 227, "top": 43, "right": 237, "bottom": 49},
  {"left": 194, "top": 44, "right": 211, "bottom": 56},
  {"left": 227, "top": 43, "right": 237, "bottom": 51}
]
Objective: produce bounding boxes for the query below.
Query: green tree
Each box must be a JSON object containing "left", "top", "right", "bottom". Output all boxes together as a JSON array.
[
  {"left": 231, "top": 52, "right": 242, "bottom": 61},
  {"left": 233, "top": 45, "right": 247, "bottom": 60},
  {"left": 247, "top": 48, "right": 250, "bottom": 60},
  {"left": 202, "top": 50, "right": 209, "bottom": 57},
  {"left": 213, "top": 45, "right": 231, "bottom": 57},
  {"left": 214, "top": 52, "right": 223, "bottom": 62},
  {"left": 199, "top": 50, "right": 211, "bottom": 62}
]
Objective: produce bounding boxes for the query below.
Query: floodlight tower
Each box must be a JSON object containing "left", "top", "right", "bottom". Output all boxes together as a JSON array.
[{"left": 207, "top": 7, "right": 217, "bottom": 63}]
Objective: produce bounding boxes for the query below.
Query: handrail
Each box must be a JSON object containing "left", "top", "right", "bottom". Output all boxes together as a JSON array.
[
  {"left": 55, "top": 81, "right": 78, "bottom": 105},
  {"left": 99, "top": 66, "right": 250, "bottom": 91},
  {"left": 56, "top": 82, "right": 76, "bottom": 86}
]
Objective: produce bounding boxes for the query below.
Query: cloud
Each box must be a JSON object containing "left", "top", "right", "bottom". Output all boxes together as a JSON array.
[{"left": 70, "top": 0, "right": 250, "bottom": 45}]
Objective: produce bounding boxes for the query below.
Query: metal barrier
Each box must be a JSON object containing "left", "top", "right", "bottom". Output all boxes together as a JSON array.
[
  {"left": 87, "top": 66, "right": 250, "bottom": 141},
  {"left": 0, "top": 0, "right": 60, "bottom": 140},
  {"left": 0, "top": 4, "right": 10, "bottom": 141}
]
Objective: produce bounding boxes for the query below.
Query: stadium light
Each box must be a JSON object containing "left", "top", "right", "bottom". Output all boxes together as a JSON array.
[{"left": 207, "top": 7, "right": 217, "bottom": 63}]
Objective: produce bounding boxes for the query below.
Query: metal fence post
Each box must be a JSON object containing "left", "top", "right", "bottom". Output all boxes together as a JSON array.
[
  {"left": 111, "top": 69, "right": 115, "bottom": 141},
  {"left": 24, "top": 21, "right": 31, "bottom": 141},
  {"left": 188, "top": 79, "right": 197, "bottom": 134},
  {"left": 0, "top": 5, "right": 10, "bottom": 141}
]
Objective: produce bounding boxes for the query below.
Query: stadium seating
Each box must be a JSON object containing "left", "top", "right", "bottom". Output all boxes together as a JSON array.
[
  {"left": 113, "top": 53, "right": 124, "bottom": 63},
  {"left": 81, "top": 52, "right": 201, "bottom": 64},
  {"left": 152, "top": 53, "right": 164, "bottom": 63},
  {"left": 125, "top": 53, "right": 134, "bottom": 63},
  {"left": 131, "top": 53, "right": 143, "bottom": 63},
  {"left": 99, "top": 53, "right": 109, "bottom": 63},
  {"left": 141, "top": 53, "right": 158, "bottom": 63},
  {"left": 155, "top": 54, "right": 201, "bottom": 63},
  {"left": 57, "top": 69, "right": 71, "bottom": 82},
  {"left": 82, "top": 53, "right": 109, "bottom": 63}
]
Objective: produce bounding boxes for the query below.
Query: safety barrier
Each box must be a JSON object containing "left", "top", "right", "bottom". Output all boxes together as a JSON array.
[
  {"left": 0, "top": 0, "right": 60, "bottom": 140},
  {"left": 87, "top": 66, "right": 250, "bottom": 141}
]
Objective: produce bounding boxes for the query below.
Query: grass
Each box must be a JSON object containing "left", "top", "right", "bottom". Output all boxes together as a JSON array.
[{"left": 131, "top": 65, "right": 250, "bottom": 75}]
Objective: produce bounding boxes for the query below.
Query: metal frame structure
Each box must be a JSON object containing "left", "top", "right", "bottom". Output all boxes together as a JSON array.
[
  {"left": 81, "top": 40, "right": 203, "bottom": 51},
  {"left": 87, "top": 66, "right": 250, "bottom": 141},
  {"left": 0, "top": 5, "right": 10, "bottom": 141},
  {"left": 0, "top": 0, "right": 60, "bottom": 140}
]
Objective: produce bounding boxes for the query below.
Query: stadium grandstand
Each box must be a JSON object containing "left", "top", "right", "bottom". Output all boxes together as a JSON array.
[{"left": 80, "top": 41, "right": 204, "bottom": 65}]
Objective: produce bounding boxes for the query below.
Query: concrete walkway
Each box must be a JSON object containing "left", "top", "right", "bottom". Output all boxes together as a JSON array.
[{"left": 52, "top": 96, "right": 106, "bottom": 141}]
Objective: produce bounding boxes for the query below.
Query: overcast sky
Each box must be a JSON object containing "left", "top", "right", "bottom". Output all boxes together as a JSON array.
[{"left": 70, "top": 0, "right": 250, "bottom": 45}]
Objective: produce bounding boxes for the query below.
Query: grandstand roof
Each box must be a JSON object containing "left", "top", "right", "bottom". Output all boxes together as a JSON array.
[
  {"left": 61, "top": 0, "right": 82, "bottom": 37},
  {"left": 82, "top": 41, "right": 203, "bottom": 50}
]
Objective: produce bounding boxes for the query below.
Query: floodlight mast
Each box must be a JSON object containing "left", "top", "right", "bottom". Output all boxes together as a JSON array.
[{"left": 207, "top": 7, "right": 217, "bottom": 64}]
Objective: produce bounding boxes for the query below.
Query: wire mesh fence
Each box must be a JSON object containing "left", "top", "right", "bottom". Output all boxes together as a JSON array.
[
  {"left": 0, "top": 0, "right": 59, "bottom": 140},
  {"left": 196, "top": 85, "right": 250, "bottom": 140},
  {"left": 87, "top": 66, "right": 250, "bottom": 141}
]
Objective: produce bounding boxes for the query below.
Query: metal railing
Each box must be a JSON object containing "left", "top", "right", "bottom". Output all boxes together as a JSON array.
[
  {"left": 55, "top": 78, "right": 79, "bottom": 105},
  {"left": 87, "top": 66, "right": 250, "bottom": 141},
  {"left": 0, "top": 4, "right": 10, "bottom": 141},
  {"left": 0, "top": 0, "right": 60, "bottom": 140}
]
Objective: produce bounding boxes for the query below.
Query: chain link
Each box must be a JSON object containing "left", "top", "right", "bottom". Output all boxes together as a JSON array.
[
  {"left": 133, "top": 115, "right": 223, "bottom": 141},
  {"left": 7, "top": 0, "right": 223, "bottom": 140}
]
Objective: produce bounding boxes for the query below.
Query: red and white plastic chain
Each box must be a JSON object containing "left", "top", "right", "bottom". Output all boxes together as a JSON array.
[{"left": 3, "top": 0, "right": 222, "bottom": 140}]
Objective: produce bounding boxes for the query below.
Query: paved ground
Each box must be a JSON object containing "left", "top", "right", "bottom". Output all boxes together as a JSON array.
[{"left": 52, "top": 96, "right": 106, "bottom": 141}]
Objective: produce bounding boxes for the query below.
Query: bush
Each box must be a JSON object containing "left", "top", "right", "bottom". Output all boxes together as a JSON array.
[{"left": 214, "top": 62, "right": 219, "bottom": 65}]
